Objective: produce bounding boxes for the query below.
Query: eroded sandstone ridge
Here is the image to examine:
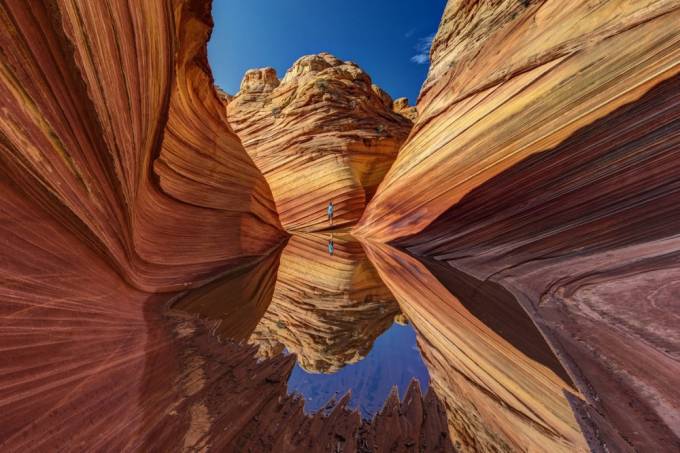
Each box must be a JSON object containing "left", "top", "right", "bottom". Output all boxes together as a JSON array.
[
  {"left": 356, "top": 0, "right": 680, "bottom": 451},
  {"left": 0, "top": 0, "right": 283, "bottom": 293},
  {"left": 228, "top": 53, "right": 412, "bottom": 231}
]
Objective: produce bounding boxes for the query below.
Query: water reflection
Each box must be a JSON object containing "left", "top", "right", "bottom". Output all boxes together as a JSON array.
[
  {"left": 166, "top": 234, "right": 591, "bottom": 451},
  {"left": 362, "top": 241, "right": 589, "bottom": 452},
  {"left": 248, "top": 233, "right": 400, "bottom": 373},
  {"left": 287, "top": 321, "right": 429, "bottom": 418}
]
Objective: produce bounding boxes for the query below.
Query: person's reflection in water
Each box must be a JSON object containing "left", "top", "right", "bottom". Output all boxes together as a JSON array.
[{"left": 328, "top": 234, "right": 334, "bottom": 256}]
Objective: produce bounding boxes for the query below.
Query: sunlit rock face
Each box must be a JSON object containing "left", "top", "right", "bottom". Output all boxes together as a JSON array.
[
  {"left": 356, "top": 0, "right": 679, "bottom": 240},
  {"left": 228, "top": 53, "right": 412, "bottom": 232},
  {"left": 392, "top": 97, "right": 418, "bottom": 121},
  {"left": 0, "top": 0, "right": 283, "bottom": 293},
  {"left": 355, "top": 0, "right": 680, "bottom": 451},
  {"left": 249, "top": 234, "right": 400, "bottom": 373}
]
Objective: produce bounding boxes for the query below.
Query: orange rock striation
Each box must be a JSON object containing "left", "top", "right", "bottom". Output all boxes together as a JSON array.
[
  {"left": 228, "top": 53, "right": 412, "bottom": 232},
  {"left": 356, "top": 0, "right": 680, "bottom": 240},
  {"left": 0, "top": 0, "right": 283, "bottom": 293},
  {"left": 355, "top": 0, "right": 680, "bottom": 451},
  {"left": 249, "top": 233, "right": 399, "bottom": 373}
]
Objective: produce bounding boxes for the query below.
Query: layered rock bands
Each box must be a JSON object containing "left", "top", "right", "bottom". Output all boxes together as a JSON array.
[
  {"left": 228, "top": 53, "right": 413, "bottom": 232},
  {"left": 356, "top": 1, "right": 680, "bottom": 452}
]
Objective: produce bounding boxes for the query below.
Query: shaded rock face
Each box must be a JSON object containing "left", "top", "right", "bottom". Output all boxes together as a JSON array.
[
  {"left": 228, "top": 53, "right": 412, "bottom": 232},
  {"left": 249, "top": 233, "right": 400, "bottom": 373},
  {"left": 170, "top": 239, "right": 287, "bottom": 341},
  {"left": 353, "top": 0, "right": 680, "bottom": 451},
  {"left": 0, "top": 0, "right": 283, "bottom": 293}
]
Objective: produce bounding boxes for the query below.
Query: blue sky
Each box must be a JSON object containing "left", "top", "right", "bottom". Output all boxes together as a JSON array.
[{"left": 207, "top": 0, "right": 446, "bottom": 104}]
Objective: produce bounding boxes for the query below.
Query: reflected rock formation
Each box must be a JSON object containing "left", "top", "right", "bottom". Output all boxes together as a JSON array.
[
  {"left": 250, "top": 233, "right": 400, "bottom": 373},
  {"left": 170, "top": 240, "right": 286, "bottom": 341},
  {"left": 364, "top": 242, "right": 589, "bottom": 453},
  {"left": 228, "top": 53, "right": 412, "bottom": 231},
  {"left": 355, "top": 1, "right": 680, "bottom": 451}
]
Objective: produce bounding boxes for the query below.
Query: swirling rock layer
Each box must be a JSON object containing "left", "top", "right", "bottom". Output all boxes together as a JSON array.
[
  {"left": 355, "top": 0, "right": 680, "bottom": 451},
  {"left": 249, "top": 233, "right": 400, "bottom": 373},
  {"left": 0, "top": 0, "right": 283, "bottom": 293},
  {"left": 356, "top": 0, "right": 680, "bottom": 239},
  {"left": 228, "top": 53, "right": 412, "bottom": 231}
]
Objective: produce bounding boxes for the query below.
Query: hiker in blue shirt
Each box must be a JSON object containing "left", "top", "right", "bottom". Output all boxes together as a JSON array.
[{"left": 327, "top": 201, "right": 334, "bottom": 226}]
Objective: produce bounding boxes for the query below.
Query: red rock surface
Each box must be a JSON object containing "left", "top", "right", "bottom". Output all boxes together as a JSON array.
[
  {"left": 354, "top": 0, "right": 680, "bottom": 451},
  {"left": 228, "top": 53, "right": 412, "bottom": 232},
  {"left": 0, "top": 0, "right": 283, "bottom": 293}
]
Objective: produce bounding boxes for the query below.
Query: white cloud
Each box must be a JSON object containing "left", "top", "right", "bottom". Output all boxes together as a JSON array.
[
  {"left": 410, "top": 34, "right": 434, "bottom": 65},
  {"left": 410, "top": 54, "right": 429, "bottom": 64}
]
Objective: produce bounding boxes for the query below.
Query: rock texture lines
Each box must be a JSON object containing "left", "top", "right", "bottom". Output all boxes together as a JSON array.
[
  {"left": 228, "top": 53, "right": 412, "bottom": 231},
  {"left": 354, "top": 0, "right": 680, "bottom": 451},
  {"left": 0, "top": 0, "right": 283, "bottom": 293},
  {"left": 1, "top": 0, "right": 679, "bottom": 451}
]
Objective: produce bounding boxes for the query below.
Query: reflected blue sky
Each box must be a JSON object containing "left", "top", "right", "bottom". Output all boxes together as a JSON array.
[{"left": 287, "top": 321, "right": 429, "bottom": 419}]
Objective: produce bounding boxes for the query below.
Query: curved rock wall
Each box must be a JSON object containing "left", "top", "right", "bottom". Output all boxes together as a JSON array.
[
  {"left": 228, "top": 53, "right": 412, "bottom": 232},
  {"left": 355, "top": 0, "right": 680, "bottom": 240},
  {"left": 0, "top": 0, "right": 283, "bottom": 293},
  {"left": 355, "top": 1, "right": 680, "bottom": 451}
]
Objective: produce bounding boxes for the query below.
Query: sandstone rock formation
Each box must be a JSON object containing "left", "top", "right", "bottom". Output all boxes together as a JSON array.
[
  {"left": 3, "top": 0, "right": 678, "bottom": 450},
  {"left": 249, "top": 233, "right": 400, "bottom": 373},
  {"left": 392, "top": 97, "right": 418, "bottom": 121},
  {"left": 0, "top": 0, "right": 283, "bottom": 294},
  {"left": 356, "top": 0, "right": 680, "bottom": 240},
  {"left": 228, "top": 53, "right": 412, "bottom": 231},
  {"left": 355, "top": 1, "right": 680, "bottom": 451}
]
